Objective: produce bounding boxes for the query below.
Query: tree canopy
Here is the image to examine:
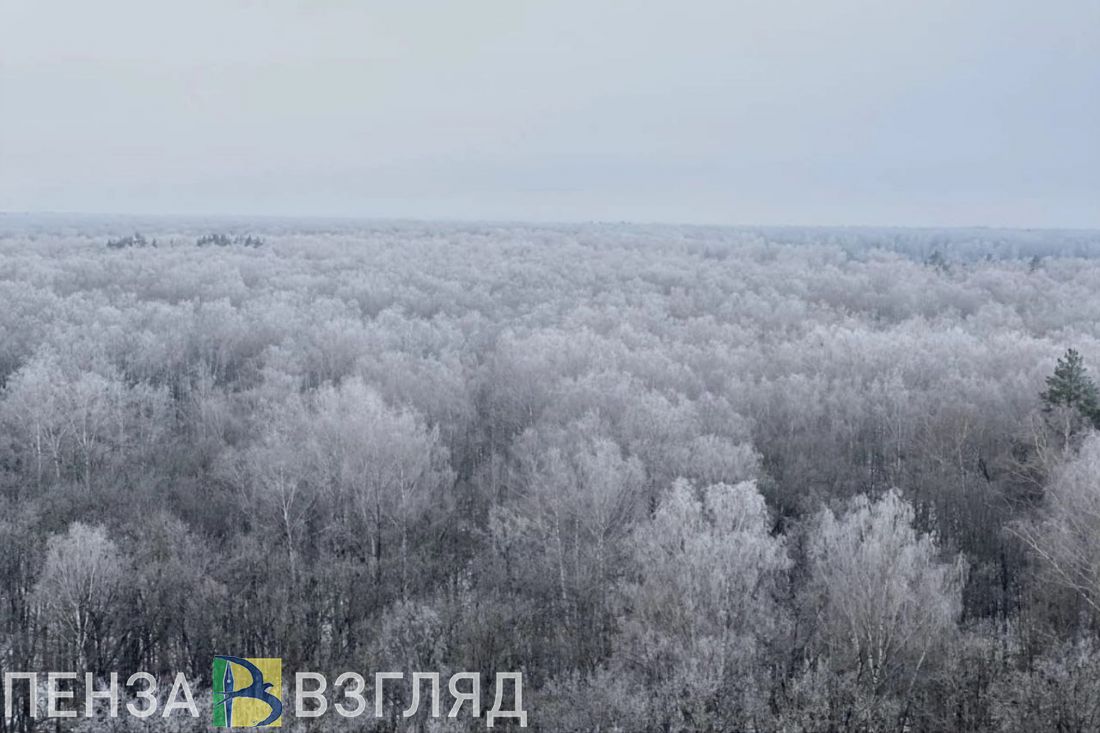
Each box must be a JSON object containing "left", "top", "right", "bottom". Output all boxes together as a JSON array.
[{"left": 0, "top": 220, "right": 1098, "bottom": 731}]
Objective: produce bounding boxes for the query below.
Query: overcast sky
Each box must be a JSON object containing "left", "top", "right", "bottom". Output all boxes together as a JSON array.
[{"left": 1, "top": 0, "right": 1097, "bottom": 227}]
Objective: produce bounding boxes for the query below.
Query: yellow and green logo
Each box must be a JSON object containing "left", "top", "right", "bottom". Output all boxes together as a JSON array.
[{"left": 212, "top": 657, "right": 283, "bottom": 728}]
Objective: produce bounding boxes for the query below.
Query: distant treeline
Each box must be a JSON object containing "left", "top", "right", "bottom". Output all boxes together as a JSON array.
[
  {"left": 106, "top": 232, "right": 157, "bottom": 249},
  {"left": 195, "top": 233, "right": 264, "bottom": 248},
  {"left": 0, "top": 216, "right": 1084, "bottom": 260},
  {"left": 106, "top": 232, "right": 265, "bottom": 249}
]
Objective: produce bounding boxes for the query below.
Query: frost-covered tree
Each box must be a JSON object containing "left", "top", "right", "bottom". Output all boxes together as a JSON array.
[
  {"left": 802, "top": 490, "right": 967, "bottom": 730},
  {"left": 1, "top": 352, "right": 169, "bottom": 491},
  {"left": 1018, "top": 435, "right": 1100, "bottom": 616},
  {"left": 309, "top": 377, "right": 453, "bottom": 600},
  {"left": 223, "top": 396, "right": 314, "bottom": 574},
  {"left": 35, "top": 523, "right": 127, "bottom": 673},
  {"left": 490, "top": 413, "right": 645, "bottom": 668},
  {"left": 612, "top": 479, "right": 791, "bottom": 730},
  {"left": 1041, "top": 348, "right": 1100, "bottom": 446}
]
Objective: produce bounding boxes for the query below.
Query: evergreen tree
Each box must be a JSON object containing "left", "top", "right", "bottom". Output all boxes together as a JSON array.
[
  {"left": 1041, "top": 348, "right": 1100, "bottom": 431},
  {"left": 925, "top": 249, "right": 950, "bottom": 273}
]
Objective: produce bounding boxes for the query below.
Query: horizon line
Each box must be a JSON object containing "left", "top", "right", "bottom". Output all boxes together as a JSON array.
[{"left": 2, "top": 209, "right": 1098, "bottom": 234}]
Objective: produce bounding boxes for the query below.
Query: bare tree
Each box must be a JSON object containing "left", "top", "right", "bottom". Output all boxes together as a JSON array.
[
  {"left": 1016, "top": 435, "right": 1100, "bottom": 616},
  {"left": 35, "top": 523, "right": 127, "bottom": 674}
]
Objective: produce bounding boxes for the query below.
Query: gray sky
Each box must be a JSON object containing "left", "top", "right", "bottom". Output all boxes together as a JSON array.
[{"left": 1, "top": 0, "right": 1097, "bottom": 227}]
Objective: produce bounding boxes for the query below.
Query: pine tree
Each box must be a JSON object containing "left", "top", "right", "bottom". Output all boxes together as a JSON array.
[
  {"left": 1041, "top": 349, "right": 1100, "bottom": 430},
  {"left": 925, "top": 249, "right": 949, "bottom": 273}
]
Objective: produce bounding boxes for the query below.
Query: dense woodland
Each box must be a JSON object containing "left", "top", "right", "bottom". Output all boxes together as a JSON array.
[{"left": 1, "top": 219, "right": 1100, "bottom": 732}]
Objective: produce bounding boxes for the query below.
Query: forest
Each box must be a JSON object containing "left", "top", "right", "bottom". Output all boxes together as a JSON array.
[{"left": 1, "top": 218, "right": 1099, "bottom": 732}]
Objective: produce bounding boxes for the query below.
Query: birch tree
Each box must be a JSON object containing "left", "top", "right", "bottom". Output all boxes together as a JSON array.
[
  {"left": 804, "top": 490, "right": 967, "bottom": 730},
  {"left": 615, "top": 479, "right": 791, "bottom": 730},
  {"left": 1017, "top": 434, "right": 1100, "bottom": 616},
  {"left": 35, "top": 523, "right": 127, "bottom": 674}
]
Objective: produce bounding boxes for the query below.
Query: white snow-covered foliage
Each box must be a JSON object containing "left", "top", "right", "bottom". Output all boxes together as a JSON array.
[{"left": 1, "top": 219, "right": 1099, "bottom": 731}]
